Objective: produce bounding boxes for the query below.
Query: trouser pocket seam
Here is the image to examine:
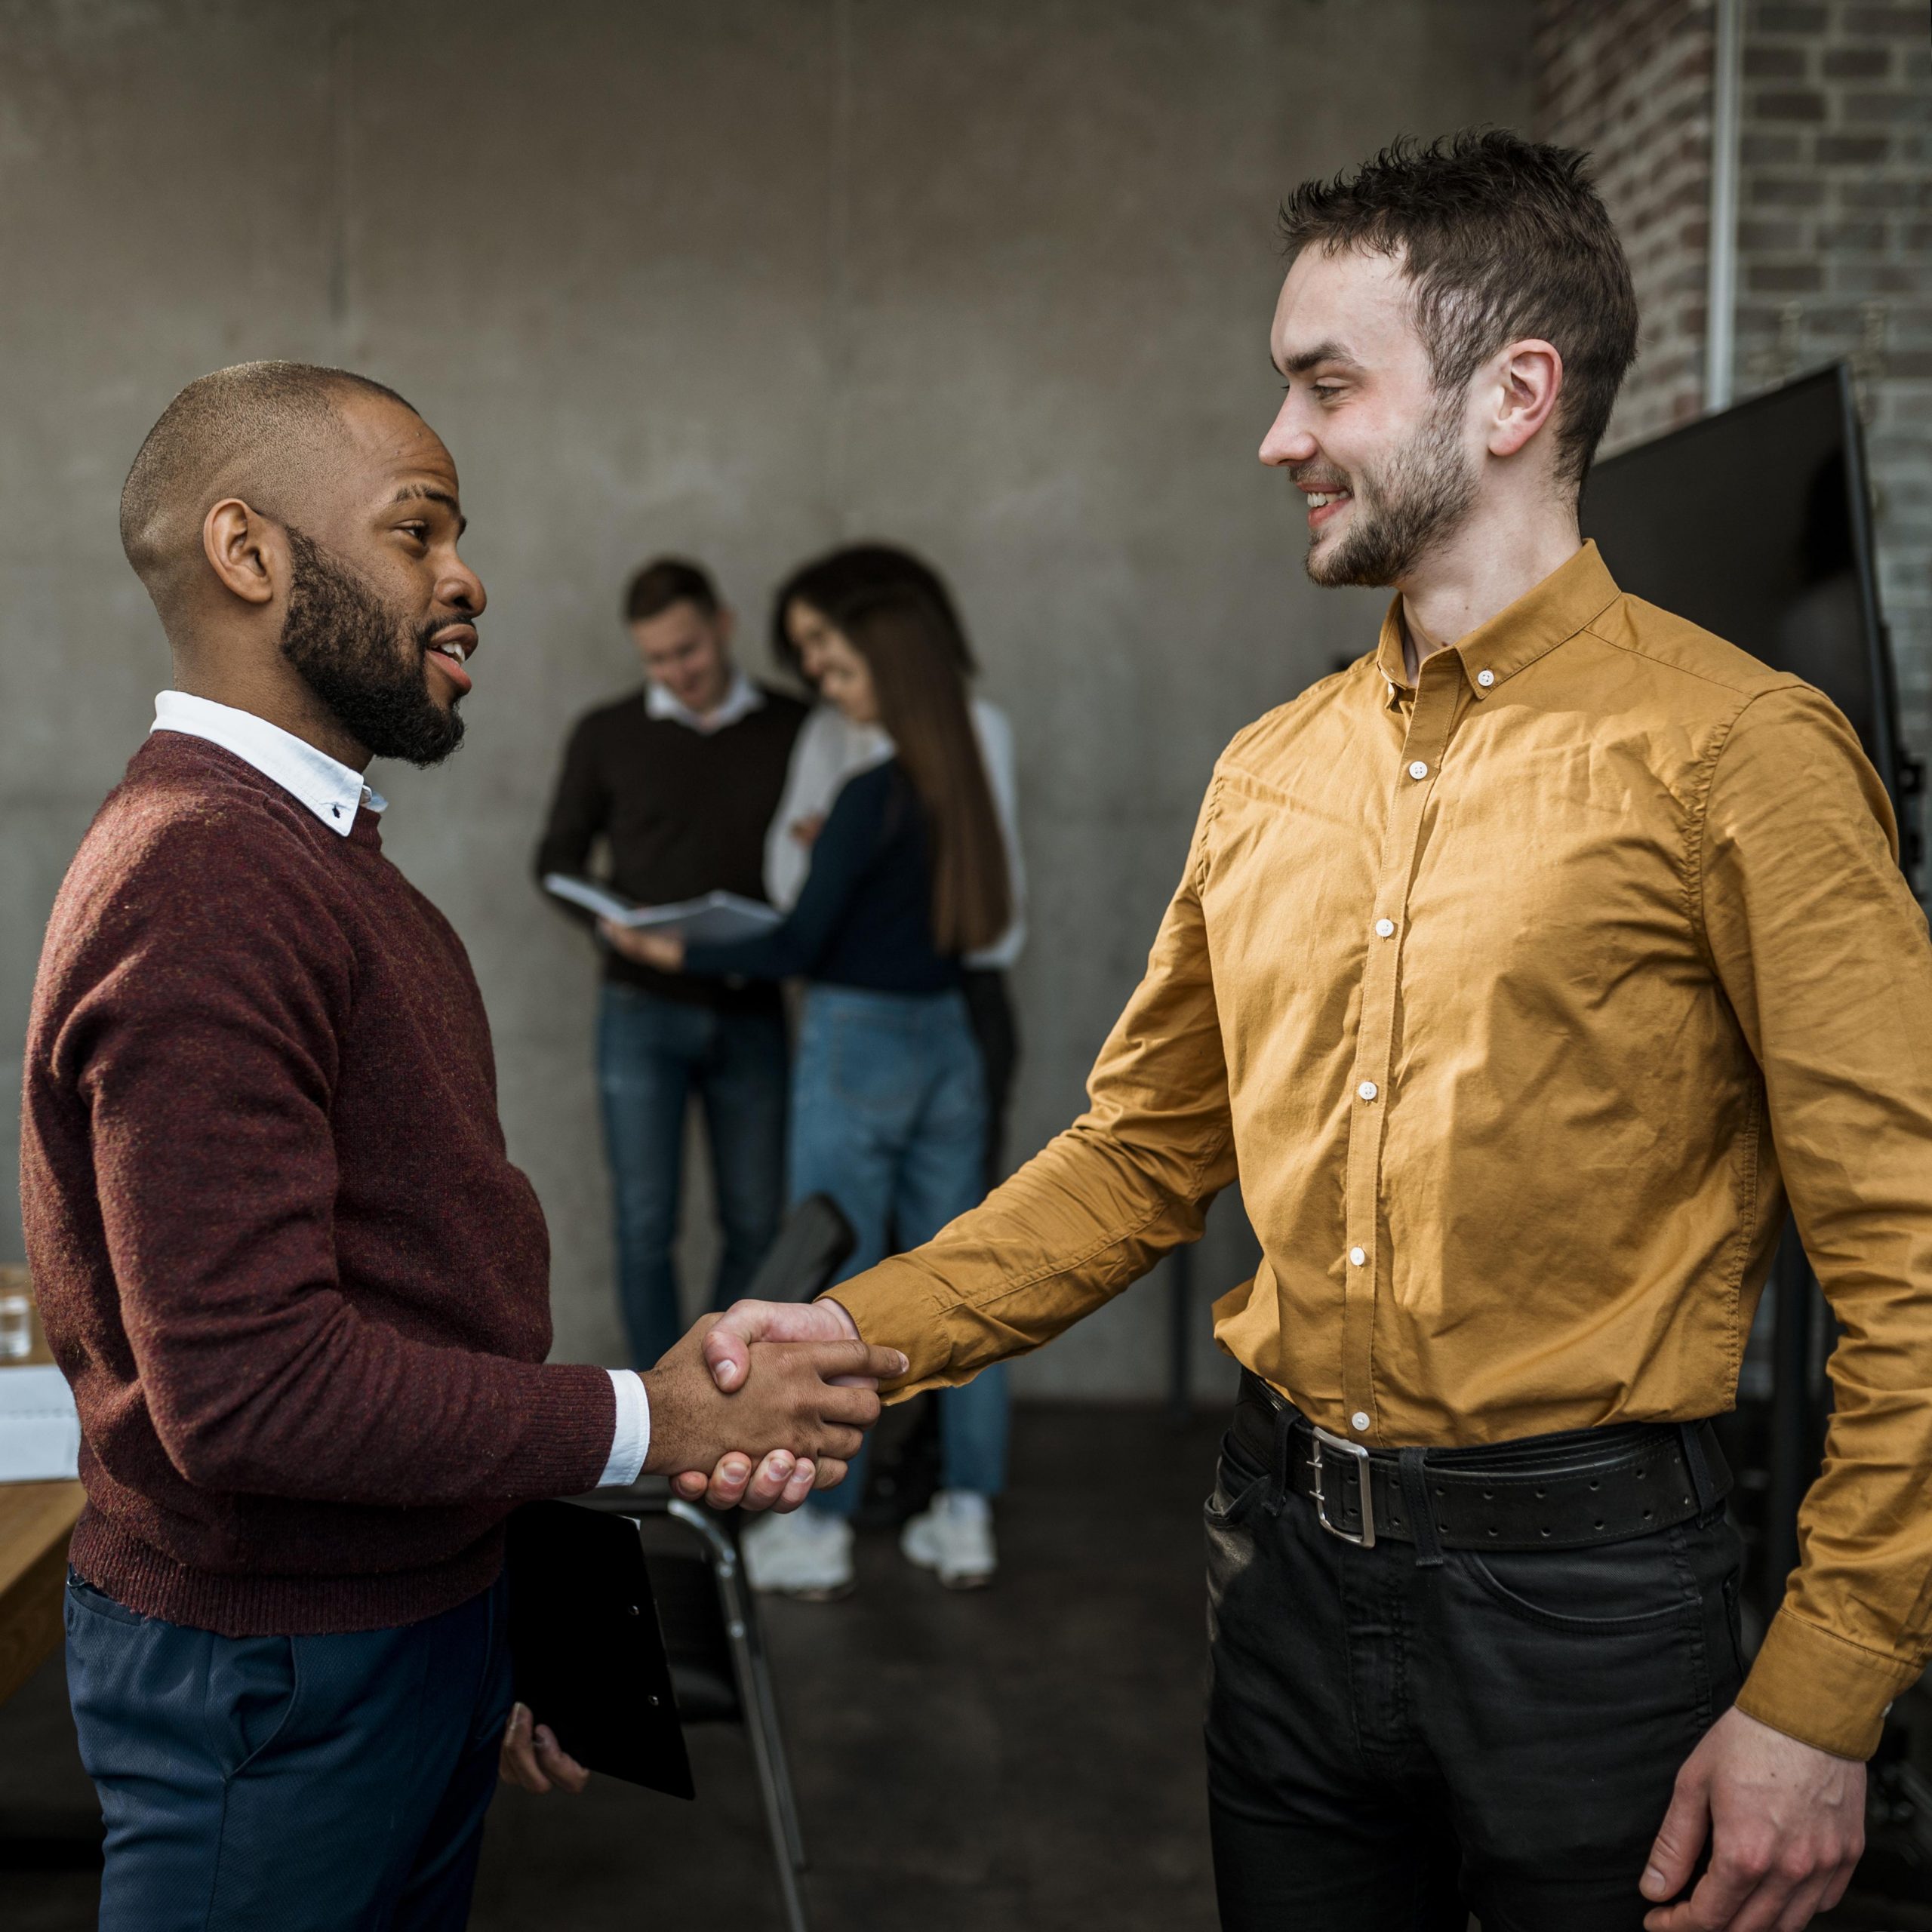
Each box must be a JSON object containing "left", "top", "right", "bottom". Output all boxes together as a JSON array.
[{"left": 1460, "top": 1549, "right": 1700, "bottom": 1636}]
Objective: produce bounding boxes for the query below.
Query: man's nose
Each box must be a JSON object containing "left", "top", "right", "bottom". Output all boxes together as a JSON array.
[
  {"left": 443, "top": 555, "right": 487, "bottom": 616},
  {"left": 1260, "top": 398, "right": 1317, "bottom": 468}
]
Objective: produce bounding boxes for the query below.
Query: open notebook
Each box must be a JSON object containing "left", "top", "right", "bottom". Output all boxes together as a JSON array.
[{"left": 543, "top": 874, "right": 781, "bottom": 946}]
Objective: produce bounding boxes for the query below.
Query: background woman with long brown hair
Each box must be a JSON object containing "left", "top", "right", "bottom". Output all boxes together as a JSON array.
[
  {"left": 621, "top": 583, "right": 1013, "bottom": 1600},
  {"left": 766, "top": 543, "right": 1026, "bottom": 1189}
]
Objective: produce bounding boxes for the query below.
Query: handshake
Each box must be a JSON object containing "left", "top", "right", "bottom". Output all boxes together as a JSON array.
[{"left": 641, "top": 1297, "right": 903, "bottom": 1513}]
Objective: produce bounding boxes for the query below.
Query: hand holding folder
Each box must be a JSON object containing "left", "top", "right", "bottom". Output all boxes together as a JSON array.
[{"left": 504, "top": 1499, "right": 693, "bottom": 1798}]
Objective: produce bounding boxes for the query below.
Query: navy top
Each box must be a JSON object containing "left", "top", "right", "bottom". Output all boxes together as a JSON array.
[{"left": 685, "top": 760, "right": 960, "bottom": 994}]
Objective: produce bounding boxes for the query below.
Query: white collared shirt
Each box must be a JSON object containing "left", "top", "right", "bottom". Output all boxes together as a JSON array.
[
  {"left": 152, "top": 690, "right": 386, "bottom": 835},
  {"left": 146, "top": 690, "right": 649, "bottom": 1488},
  {"left": 645, "top": 669, "right": 765, "bottom": 735}
]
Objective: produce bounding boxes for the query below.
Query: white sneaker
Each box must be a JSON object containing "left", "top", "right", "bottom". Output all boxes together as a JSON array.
[
  {"left": 741, "top": 1506, "right": 855, "bottom": 1600},
  {"left": 900, "top": 1490, "right": 997, "bottom": 1589}
]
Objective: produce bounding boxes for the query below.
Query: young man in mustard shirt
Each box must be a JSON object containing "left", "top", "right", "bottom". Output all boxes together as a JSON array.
[{"left": 685, "top": 132, "right": 1925, "bottom": 1931}]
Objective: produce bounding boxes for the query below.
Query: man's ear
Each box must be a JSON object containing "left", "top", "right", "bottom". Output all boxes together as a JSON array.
[
  {"left": 201, "top": 499, "right": 282, "bottom": 608},
  {"left": 1486, "top": 339, "right": 1564, "bottom": 462},
  {"left": 715, "top": 605, "right": 737, "bottom": 652}
]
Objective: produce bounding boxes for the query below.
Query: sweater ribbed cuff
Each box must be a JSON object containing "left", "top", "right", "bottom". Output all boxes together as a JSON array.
[
  {"left": 1735, "top": 1607, "right": 1918, "bottom": 1759},
  {"left": 514, "top": 1361, "right": 624, "bottom": 1497}
]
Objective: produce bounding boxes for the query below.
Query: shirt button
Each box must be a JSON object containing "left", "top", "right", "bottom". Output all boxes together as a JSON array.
[
  {"left": 1407, "top": 760, "right": 1429, "bottom": 780},
  {"left": 1374, "top": 918, "right": 1395, "bottom": 938},
  {"left": 1351, "top": 1412, "right": 1371, "bottom": 1432},
  {"left": 1357, "top": 1081, "right": 1378, "bottom": 1101},
  {"left": 331, "top": 804, "right": 342, "bottom": 818},
  {"left": 1348, "top": 1245, "right": 1366, "bottom": 1266},
  {"left": 1476, "top": 669, "right": 1495, "bottom": 688}
]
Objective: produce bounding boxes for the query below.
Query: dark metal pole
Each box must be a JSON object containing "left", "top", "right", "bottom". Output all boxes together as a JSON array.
[
  {"left": 1763, "top": 1218, "right": 1817, "bottom": 1612},
  {"left": 1168, "top": 1243, "right": 1194, "bottom": 1422}
]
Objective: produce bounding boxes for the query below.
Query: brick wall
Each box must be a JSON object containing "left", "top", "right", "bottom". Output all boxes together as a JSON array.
[
  {"left": 1534, "top": 0, "right": 1932, "bottom": 798},
  {"left": 1534, "top": 0, "right": 1715, "bottom": 450},
  {"left": 1730, "top": 0, "right": 1932, "bottom": 774}
]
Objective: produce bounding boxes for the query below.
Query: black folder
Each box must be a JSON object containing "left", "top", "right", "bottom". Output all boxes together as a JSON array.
[{"left": 505, "top": 1498, "right": 694, "bottom": 1799}]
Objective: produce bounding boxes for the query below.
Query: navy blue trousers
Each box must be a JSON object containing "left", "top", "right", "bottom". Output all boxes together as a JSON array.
[{"left": 65, "top": 1571, "right": 512, "bottom": 1932}]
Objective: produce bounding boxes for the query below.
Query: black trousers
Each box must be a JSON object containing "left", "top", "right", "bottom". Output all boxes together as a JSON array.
[{"left": 1204, "top": 1425, "right": 1748, "bottom": 1931}]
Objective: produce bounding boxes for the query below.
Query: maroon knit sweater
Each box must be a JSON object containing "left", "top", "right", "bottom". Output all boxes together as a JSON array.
[{"left": 20, "top": 733, "right": 615, "bottom": 1635}]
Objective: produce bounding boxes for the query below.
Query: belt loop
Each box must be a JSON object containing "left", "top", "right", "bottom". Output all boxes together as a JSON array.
[
  {"left": 1267, "top": 1398, "right": 1291, "bottom": 1517},
  {"left": 1397, "top": 1447, "right": 1444, "bottom": 1568},
  {"left": 1678, "top": 1421, "right": 1720, "bottom": 1521}
]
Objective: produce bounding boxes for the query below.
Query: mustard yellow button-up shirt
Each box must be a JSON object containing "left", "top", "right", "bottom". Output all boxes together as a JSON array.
[{"left": 835, "top": 543, "right": 1932, "bottom": 1758}]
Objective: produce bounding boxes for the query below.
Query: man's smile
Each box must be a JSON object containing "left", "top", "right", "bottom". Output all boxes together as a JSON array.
[
  {"left": 1299, "top": 482, "right": 1353, "bottom": 531},
  {"left": 425, "top": 622, "right": 475, "bottom": 694}
]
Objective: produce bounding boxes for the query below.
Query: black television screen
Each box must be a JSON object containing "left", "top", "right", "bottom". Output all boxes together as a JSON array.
[{"left": 1581, "top": 363, "right": 1903, "bottom": 815}]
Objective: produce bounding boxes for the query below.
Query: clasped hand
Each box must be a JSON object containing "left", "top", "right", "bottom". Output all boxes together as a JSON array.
[
  {"left": 644, "top": 1303, "right": 900, "bottom": 1505},
  {"left": 662, "top": 1297, "right": 875, "bottom": 1512}
]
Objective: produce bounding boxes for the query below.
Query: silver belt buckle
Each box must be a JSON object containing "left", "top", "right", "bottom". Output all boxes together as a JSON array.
[{"left": 1307, "top": 1424, "right": 1376, "bottom": 1547}]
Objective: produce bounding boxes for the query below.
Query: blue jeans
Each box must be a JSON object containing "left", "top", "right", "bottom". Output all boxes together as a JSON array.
[
  {"left": 66, "top": 1572, "right": 512, "bottom": 1932},
  {"left": 788, "top": 983, "right": 1008, "bottom": 1515},
  {"left": 598, "top": 983, "right": 788, "bottom": 1368}
]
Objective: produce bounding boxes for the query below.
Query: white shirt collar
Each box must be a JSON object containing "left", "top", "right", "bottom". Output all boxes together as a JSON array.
[
  {"left": 645, "top": 669, "right": 764, "bottom": 736},
  {"left": 150, "top": 691, "right": 386, "bottom": 837}
]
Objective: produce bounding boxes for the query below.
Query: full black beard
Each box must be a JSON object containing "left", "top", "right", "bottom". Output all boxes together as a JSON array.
[
  {"left": 1305, "top": 391, "right": 1478, "bottom": 589},
  {"left": 278, "top": 528, "right": 465, "bottom": 767}
]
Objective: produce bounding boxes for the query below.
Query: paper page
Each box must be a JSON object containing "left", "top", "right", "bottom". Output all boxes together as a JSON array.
[
  {"left": 627, "top": 892, "right": 783, "bottom": 943},
  {"left": 0, "top": 1364, "right": 81, "bottom": 1483},
  {"left": 543, "top": 873, "right": 638, "bottom": 924},
  {"left": 545, "top": 878, "right": 783, "bottom": 940}
]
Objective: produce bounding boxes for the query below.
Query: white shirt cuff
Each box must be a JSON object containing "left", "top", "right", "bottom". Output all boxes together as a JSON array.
[{"left": 598, "top": 1369, "right": 650, "bottom": 1487}]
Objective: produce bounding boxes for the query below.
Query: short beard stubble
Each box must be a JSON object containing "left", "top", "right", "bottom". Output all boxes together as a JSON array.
[
  {"left": 1303, "top": 389, "right": 1478, "bottom": 589},
  {"left": 278, "top": 527, "right": 465, "bottom": 767}
]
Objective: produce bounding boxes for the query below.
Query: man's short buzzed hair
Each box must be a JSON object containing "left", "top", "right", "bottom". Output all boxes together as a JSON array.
[
  {"left": 119, "top": 360, "right": 417, "bottom": 620},
  {"left": 1279, "top": 130, "right": 1639, "bottom": 489}
]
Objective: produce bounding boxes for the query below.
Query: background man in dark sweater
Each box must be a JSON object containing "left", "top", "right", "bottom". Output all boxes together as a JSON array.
[
  {"left": 536, "top": 558, "right": 806, "bottom": 1366},
  {"left": 21, "top": 361, "right": 900, "bottom": 1932}
]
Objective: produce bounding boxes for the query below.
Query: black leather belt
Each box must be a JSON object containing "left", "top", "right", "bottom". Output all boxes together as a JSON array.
[{"left": 1230, "top": 1371, "right": 1730, "bottom": 1553}]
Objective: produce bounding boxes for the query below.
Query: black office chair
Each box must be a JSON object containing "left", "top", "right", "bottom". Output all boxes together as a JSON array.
[
  {"left": 573, "top": 1195, "right": 856, "bottom": 1932},
  {"left": 574, "top": 1481, "right": 811, "bottom": 1932}
]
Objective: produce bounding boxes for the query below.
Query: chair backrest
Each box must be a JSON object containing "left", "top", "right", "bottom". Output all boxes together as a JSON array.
[
  {"left": 572, "top": 1492, "right": 746, "bottom": 1727},
  {"left": 642, "top": 1546, "right": 740, "bottom": 1723},
  {"left": 739, "top": 1195, "right": 855, "bottom": 1304}
]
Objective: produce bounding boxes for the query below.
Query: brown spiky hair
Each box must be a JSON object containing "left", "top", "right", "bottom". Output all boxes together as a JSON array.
[{"left": 1278, "top": 130, "right": 1639, "bottom": 488}]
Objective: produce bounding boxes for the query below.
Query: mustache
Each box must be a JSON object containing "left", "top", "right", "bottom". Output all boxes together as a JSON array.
[
  {"left": 417, "top": 617, "right": 477, "bottom": 652},
  {"left": 1290, "top": 463, "right": 1351, "bottom": 492}
]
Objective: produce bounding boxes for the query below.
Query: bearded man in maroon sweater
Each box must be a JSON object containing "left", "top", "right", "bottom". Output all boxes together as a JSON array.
[{"left": 20, "top": 361, "right": 903, "bottom": 1932}]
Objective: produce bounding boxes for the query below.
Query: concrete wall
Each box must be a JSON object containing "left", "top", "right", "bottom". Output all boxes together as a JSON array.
[{"left": 0, "top": 0, "right": 1530, "bottom": 1396}]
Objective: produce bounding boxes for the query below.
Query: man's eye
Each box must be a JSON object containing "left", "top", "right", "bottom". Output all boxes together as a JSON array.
[{"left": 1312, "top": 385, "right": 1343, "bottom": 402}]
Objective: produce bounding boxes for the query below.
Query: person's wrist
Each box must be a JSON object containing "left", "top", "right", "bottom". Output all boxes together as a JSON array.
[
  {"left": 816, "top": 1296, "right": 861, "bottom": 1342},
  {"left": 637, "top": 1368, "right": 713, "bottom": 1475}
]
